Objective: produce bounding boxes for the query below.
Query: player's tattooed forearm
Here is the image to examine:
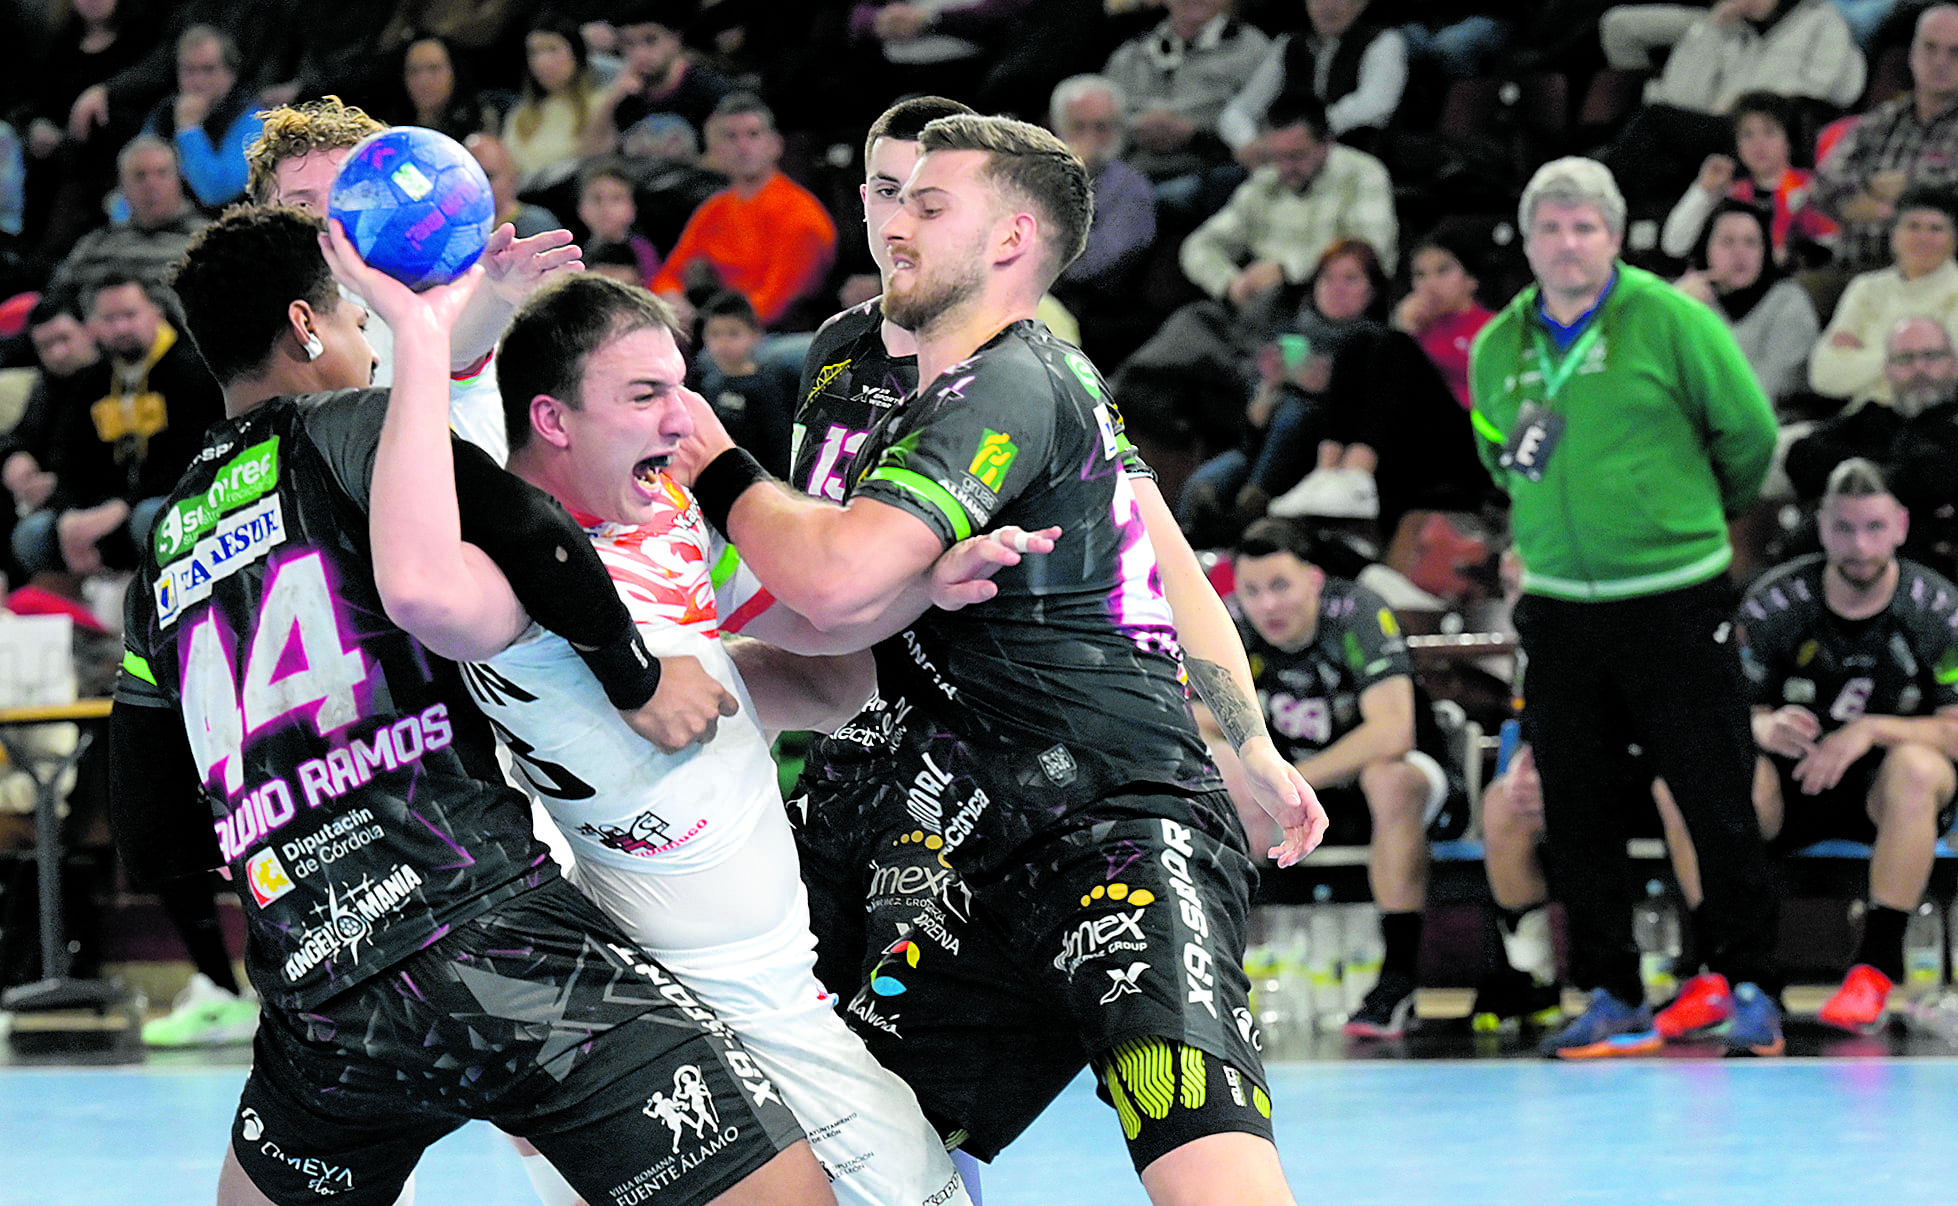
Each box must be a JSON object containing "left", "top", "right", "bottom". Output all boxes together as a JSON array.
[{"left": 1187, "top": 657, "right": 1262, "bottom": 751}]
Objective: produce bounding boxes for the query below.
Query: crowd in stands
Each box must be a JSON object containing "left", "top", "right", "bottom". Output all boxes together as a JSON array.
[{"left": 13, "top": 0, "right": 1958, "bottom": 1046}]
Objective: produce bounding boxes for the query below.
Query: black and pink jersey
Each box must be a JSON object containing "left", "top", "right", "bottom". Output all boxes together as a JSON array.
[
  {"left": 848, "top": 320, "right": 1224, "bottom": 870},
  {"left": 116, "top": 390, "right": 552, "bottom": 1011}
]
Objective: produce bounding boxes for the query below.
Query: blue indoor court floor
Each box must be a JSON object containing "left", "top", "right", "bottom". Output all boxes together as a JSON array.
[{"left": 8, "top": 1051, "right": 1958, "bottom": 1205}]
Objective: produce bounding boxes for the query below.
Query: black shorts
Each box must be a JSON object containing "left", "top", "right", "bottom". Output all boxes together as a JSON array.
[
  {"left": 1767, "top": 749, "right": 1958, "bottom": 851},
  {"left": 836, "top": 794, "right": 1268, "bottom": 1162},
  {"left": 234, "top": 878, "right": 804, "bottom": 1206}
]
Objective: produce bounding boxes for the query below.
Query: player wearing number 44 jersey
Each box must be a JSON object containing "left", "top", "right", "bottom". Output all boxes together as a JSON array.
[
  {"left": 109, "top": 206, "right": 832, "bottom": 1206},
  {"left": 685, "top": 112, "right": 1318, "bottom": 1206}
]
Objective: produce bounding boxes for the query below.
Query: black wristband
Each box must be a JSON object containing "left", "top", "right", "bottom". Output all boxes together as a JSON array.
[
  {"left": 577, "top": 634, "right": 664, "bottom": 710},
  {"left": 692, "top": 446, "right": 771, "bottom": 535}
]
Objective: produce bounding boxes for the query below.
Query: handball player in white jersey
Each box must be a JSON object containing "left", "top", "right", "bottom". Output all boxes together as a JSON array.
[{"left": 357, "top": 262, "right": 1046, "bottom": 1206}]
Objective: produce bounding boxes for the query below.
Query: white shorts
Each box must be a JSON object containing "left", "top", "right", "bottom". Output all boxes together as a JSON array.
[{"left": 571, "top": 809, "right": 971, "bottom": 1206}]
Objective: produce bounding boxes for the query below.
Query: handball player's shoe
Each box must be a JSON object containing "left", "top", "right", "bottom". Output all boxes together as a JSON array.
[
  {"left": 142, "top": 972, "right": 258, "bottom": 1048},
  {"left": 1818, "top": 964, "right": 1893, "bottom": 1035},
  {"left": 1723, "top": 982, "right": 1785, "bottom": 1057},
  {"left": 1539, "top": 989, "right": 1660, "bottom": 1059},
  {"left": 1469, "top": 969, "right": 1565, "bottom": 1033},
  {"left": 1655, "top": 972, "right": 1731, "bottom": 1039},
  {"left": 1343, "top": 974, "right": 1417, "bottom": 1039}
]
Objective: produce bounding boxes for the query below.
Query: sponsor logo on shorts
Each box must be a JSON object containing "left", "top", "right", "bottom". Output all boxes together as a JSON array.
[
  {"left": 643, "top": 1066, "right": 721, "bottom": 1152},
  {"left": 1054, "top": 881, "right": 1158, "bottom": 977},
  {"left": 1234, "top": 1006, "right": 1263, "bottom": 1053},
  {"left": 577, "top": 810, "right": 707, "bottom": 859},
  {"left": 239, "top": 1108, "right": 356, "bottom": 1197},
  {"left": 1783, "top": 676, "right": 1816, "bottom": 704},
  {"left": 1160, "top": 820, "right": 1219, "bottom": 1019},
  {"left": 1099, "top": 960, "right": 1150, "bottom": 1004},
  {"left": 609, "top": 946, "right": 781, "bottom": 1111},
  {"left": 848, "top": 935, "right": 918, "bottom": 1037},
  {"left": 280, "top": 862, "right": 424, "bottom": 983},
  {"left": 901, "top": 750, "right": 989, "bottom": 850},
  {"left": 1037, "top": 743, "right": 1077, "bottom": 786}
]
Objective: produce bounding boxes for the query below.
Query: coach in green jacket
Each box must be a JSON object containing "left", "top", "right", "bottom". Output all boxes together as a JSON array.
[{"left": 1469, "top": 157, "right": 1786, "bottom": 1059}]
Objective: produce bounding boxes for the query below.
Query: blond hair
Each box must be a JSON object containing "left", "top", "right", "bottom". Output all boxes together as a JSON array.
[{"left": 245, "top": 96, "right": 386, "bottom": 204}]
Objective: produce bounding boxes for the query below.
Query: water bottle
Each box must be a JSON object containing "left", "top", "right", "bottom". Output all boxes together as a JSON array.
[
  {"left": 1905, "top": 901, "right": 1944, "bottom": 996},
  {"left": 1305, "top": 885, "right": 1344, "bottom": 1032},
  {"left": 1245, "top": 905, "right": 1310, "bottom": 1039},
  {"left": 1633, "top": 880, "right": 1681, "bottom": 1004}
]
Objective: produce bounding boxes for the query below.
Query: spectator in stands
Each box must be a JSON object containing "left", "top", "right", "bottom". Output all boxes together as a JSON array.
[
  {"left": 846, "top": 0, "right": 1031, "bottom": 112},
  {"left": 1391, "top": 223, "right": 1495, "bottom": 410},
  {"left": 1816, "top": 4, "right": 1958, "bottom": 275},
  {"left": 500, "top": 14, "right": 609, "bottom": 194},
  {"left": 576, "top": 157, "right": 661, "bottom": 287},
  {"left": 1179, "top": 94, "right": 1397, "bottom": 312},
  {"left": 374, "top": 0, "right": 536, "bottom": 90},
  {"left": 651, "top": 93, "right": 838, "bottom": 330},
  {"left": 1219, "top": 0, "right": 1408, "bottom": 155},
  {"left": 1102, "top": 0, "right": 1274, "bottom": 186},
  {"left": 15, "top": 275, "right": 222, "bottom": 582},
  {"left": 593, "top": 1, "right": 739, "bottom": 163},
  {"left": 139, "top": 25, "right": 264, "bottom": 210},
  {"left": 692, "top": 289, "right": 796, "bottom": 477},
  {"left": 1660, "top": 90, "right": 1839, "bottom": 266},
  {"left": 1809, "top": 185, "right": 1958, "bottom": 406},
  {"left": 1468, "top": 156, "right": 1786, "bottom": 1059},
  {"left": 378, "top": 33, "right": 496, "bottom": 142},
  {"left": 1392, "top": 3, "right": 1514, "bottom": 79},
  {"left": 1182, "top": 237, "right": 1487, "bottom": 547},
  {"left": 1602, "top": 0, "right": 1865, "bottom": 208},
  {"left": 467, "top": 132, "right": 564, "bottom": 240},
  {"left": 1, "top": 292, "right": 100, "bottom": 584},
  {"left": 1049, "top": 74, "right": 1159, "bottom": 365},
  {"left": 1785, "top": 317, "right": 1958, "bottom": 559},
  {"left": 1216, "top": 517, "right": 1467, "bottom": 1039},
  {"left": 1675, "top": 457, "right": 1958, "bottom": 1035},
  {"left": 49, "top": 136, "right": 209, "bottom": 298},
  {"left": 17, "top": 0, "right": 161, "bottom": 266},
  {"left": 1674, "top": 200, "right": 1822, "bottom": 406}
]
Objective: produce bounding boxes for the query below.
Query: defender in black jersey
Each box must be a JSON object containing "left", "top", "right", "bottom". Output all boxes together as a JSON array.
[
  {"left": 1734, "top": 459, "right": 1958, "bottom": 1032},
  {"left": 109, "top": 208, "right": 827, "bottom": 1206},
  {"left": 1228, "top": 519, "right": 1467, "bottom": 1039},
  {"left": 691, "top": 115, "right": 1306, "bottom": 1205}
]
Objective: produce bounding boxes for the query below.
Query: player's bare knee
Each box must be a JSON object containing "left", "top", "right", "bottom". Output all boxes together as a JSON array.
[
  {"left": 1877, "top": 743, "right": 1956, "bottom": 814},
  {"left": 1359, "top": 757, "right": 1427, "bottom": 822}
]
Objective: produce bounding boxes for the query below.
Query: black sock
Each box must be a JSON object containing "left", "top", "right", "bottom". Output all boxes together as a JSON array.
[
  {"left": 1380, "top": 910, "right": 1424, "bottom": 983},
  {"left": 1856, "top": 904, "right": 1911, "bottom": 984},
  {"left": 156, "top": 875, "right": 238, "bottom": 994}
]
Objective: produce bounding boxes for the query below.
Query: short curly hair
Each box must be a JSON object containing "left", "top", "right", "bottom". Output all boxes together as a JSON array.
[
  {"left": 170, "top": 205, "right": 339, "bottom": 385},
  {"left": 245, "top": 96, "right": 386, "bottom": 204}
]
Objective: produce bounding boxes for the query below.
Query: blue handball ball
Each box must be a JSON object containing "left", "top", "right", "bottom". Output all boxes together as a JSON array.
[{"left": 327, "top": 127, "right": 494, "bottom": 292}]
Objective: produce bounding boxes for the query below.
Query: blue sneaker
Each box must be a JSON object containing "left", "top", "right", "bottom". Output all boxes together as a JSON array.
[
  {"left": 1540, "top": 989, "right": 1662, "bottom": 1059},
  {"left": 1723, "top": 982, "right": 1785, "bottom": 1057}
]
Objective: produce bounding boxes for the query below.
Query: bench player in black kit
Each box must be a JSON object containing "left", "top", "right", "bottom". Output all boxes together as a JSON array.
[{"left": 108, "top": 206, "right": 832, "bottom": 1206}]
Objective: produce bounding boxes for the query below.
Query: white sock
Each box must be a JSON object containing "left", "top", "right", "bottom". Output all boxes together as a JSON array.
[
  {"left": 1501, "top": 905, "right": 1557, "bottom": 986},
  {"left": 519, "top": 1151, "right": 582, "bottom": 1206}
]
